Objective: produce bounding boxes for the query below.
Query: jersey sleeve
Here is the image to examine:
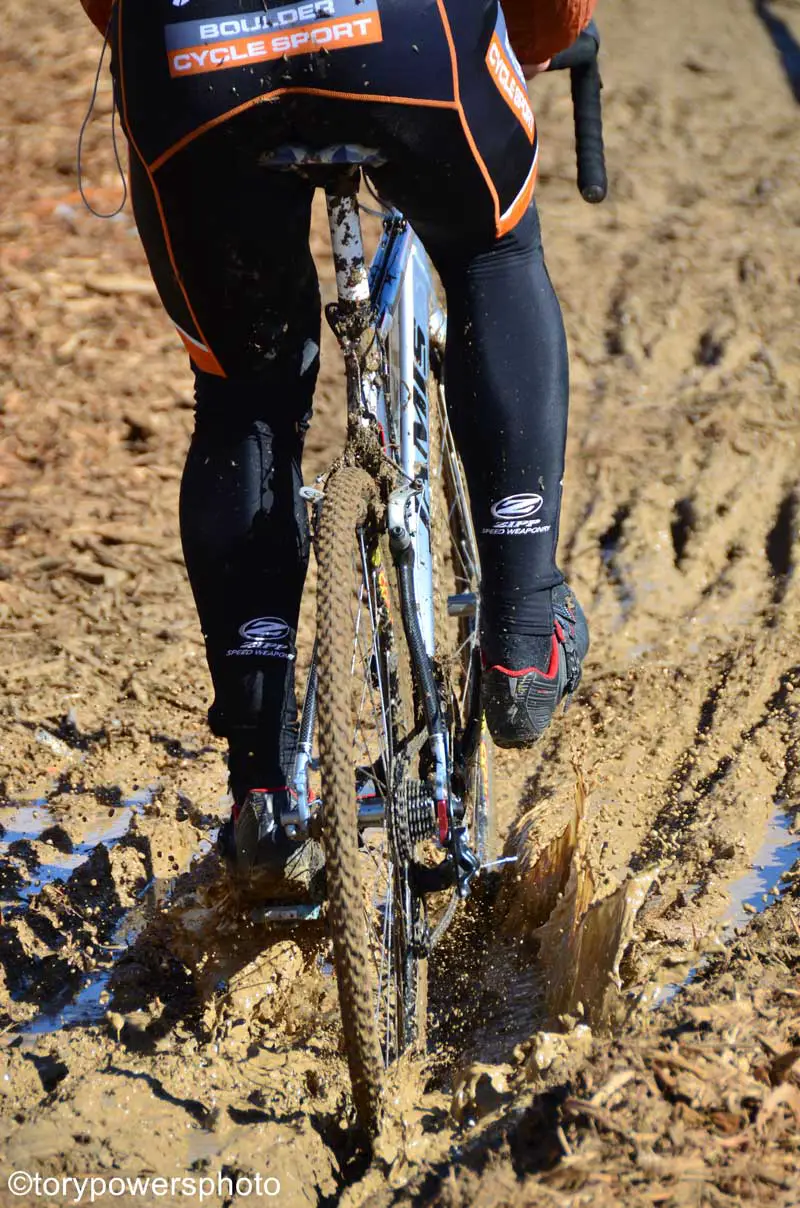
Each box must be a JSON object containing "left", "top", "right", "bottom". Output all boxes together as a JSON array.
[
  {"left": 503, "top": 0, "right": 598, "bottom": 65},
  {"left": 79, "top": 0, "right": 114, "bottom": 35}
]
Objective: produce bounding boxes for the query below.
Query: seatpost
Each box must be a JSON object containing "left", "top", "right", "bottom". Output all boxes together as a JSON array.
[
  {"left": 325, "top": 172, "right": 371, "bottom": 314},
  {"left": 324, "top": 171, "right": 374, "bottom": 424}
]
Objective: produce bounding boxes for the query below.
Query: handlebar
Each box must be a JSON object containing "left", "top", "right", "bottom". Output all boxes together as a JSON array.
[{"left": 547, "top": 21, "right": 607, "bottom": 204}]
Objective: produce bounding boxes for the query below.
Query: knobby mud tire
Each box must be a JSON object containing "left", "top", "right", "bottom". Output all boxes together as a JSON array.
[{"left": 316, "top": 465, "right": 385, "bottom": 1139}]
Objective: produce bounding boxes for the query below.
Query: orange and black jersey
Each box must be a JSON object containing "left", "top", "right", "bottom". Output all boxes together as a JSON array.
[
  {"left": 109, "top": 0, "right": 548, "bottom": 376},
  {"left": 112, "top": 0, "right": 542, "bottom": 242},
  {"left": 83, "top": 0, "right": 598, "bottom": 65}
]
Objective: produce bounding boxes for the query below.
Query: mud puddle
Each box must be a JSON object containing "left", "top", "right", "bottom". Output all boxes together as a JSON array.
[
  {"left": 651, "top": 806, "right": 800, "bottom": 1006},
  {"left": 0, "top": 787, "right": 156, "bottom": 900},
  {"left": 720, "top": 808, "right": 800, "bottom": 927},
  {"left": 0, "top": 785, "right": 216, "bottom": 1037},
  {"left": 25, "top": 871, "right": 178, "bottom": 1035}
]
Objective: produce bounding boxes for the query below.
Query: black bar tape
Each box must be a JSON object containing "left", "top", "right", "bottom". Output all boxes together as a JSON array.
[
  {"left": 571, "top": 57, "right": 608, "bottom": 203},
  {"left": 549, "top": 37, "right": 597, "bottom": 71},
  {"left": 546, "top": 22, "right": 608, "bottom": 203}
]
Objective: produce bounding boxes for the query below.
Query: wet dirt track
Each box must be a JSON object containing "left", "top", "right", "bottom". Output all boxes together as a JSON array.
[{"left": 1, "top": 0, "right": 800, "bottom": 1204}]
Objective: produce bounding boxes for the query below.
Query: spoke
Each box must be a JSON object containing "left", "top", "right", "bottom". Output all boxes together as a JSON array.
[
  {"left": 350, "top": 583, "right": 365, "bottom": 677},
  {"left": 371, "top": 571, "right": 393, "bottom": 769},
  {"left": 375, "top": 860, "right": 391, "bottom": 1027},
  {"left": 440, "top": 408, "right": 481, "bottom": 588},
  {"left": 353, "top": 672, "right": 375, "bottom": 773},
  {"left": 383, "top": 865, "right": 395, "bottom": 1064},
  {"left": 383, "top": 648, "right": 394, "bottom": 769},
  {"left": 446, "top": 495, "right": 459, "bottom": 527},
  {"left": 350, "top": 601, "right": 377, "bottom": 770},
  {"left": 358, "top": 529, "right": 379, "bottom": 629},
  {"left": 438, "top": 415, "right": 454, "bottom": 465},
  {"left": 363, "top": 832, "right": 387, "bottom": 876},
  {"left": 353, "top": 621, "right": 390, "bottom": 791},
  {"left": 349, "top": 548, "right": 392, "bottom": 788},
  {"left": 434, "top": 433, "right": 446, "bottom": 481},
  {"left": 444, "top": 494, "right": 476, "bottom": 589},
  {"left": 435, "top": 394, "right": 477, "bottom": 586},
  {"left": 367, "top": 832, "right": 396, "bottom": 1068},
  {"left": 350, "top": 535, "right": 392, "bottom": 786},
  {"left": 365, "top": 591, "right": 391, "bottom": 777},
  {"left": 452, "top": 629, "right": 476, "bottom": 666},
  {"left": 456, "top": 638, "right": 479, "bottom": 715}
]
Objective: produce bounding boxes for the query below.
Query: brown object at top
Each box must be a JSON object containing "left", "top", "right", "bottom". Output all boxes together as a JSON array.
[
  {"left": 503, "top": 0, "right": 598, "bottom": 64},
  {"left": 79, "top": 0, "right": 112, "bottom": 36}
]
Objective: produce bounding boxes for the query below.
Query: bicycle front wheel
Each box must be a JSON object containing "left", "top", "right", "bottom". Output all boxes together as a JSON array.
[{"left": 315, "top": 465, "right": 422, "bottom": 1137}]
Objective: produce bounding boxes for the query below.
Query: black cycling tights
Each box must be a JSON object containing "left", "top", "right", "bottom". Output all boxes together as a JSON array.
[
  {"left": 114, "top": 0, "right": 570, "bottom": 791},
  {"left": 178, "top": 200, "right": 568, "bottom": 793}
]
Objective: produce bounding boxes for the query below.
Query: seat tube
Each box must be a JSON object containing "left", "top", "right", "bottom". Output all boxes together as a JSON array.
[
  {"left": 396, "top": 243, "right": 436, "bottom": 658},
  {"left": 325, "top": 180, "right": 370, "bottom": 308}
]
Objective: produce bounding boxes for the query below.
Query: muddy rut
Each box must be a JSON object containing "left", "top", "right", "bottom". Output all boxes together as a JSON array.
[{"left": 1, "top": 0, "right": 800, "bottom": 1204}]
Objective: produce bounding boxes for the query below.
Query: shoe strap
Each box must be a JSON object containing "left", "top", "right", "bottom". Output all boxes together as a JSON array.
[{"left": 554, "top": 597, "right": 582, "bottom": 694}]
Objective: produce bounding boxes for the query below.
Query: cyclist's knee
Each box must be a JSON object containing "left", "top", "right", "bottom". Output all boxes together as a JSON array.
[
  {"left": 191, "top": 345, "right": 319, "bottom": 434},
  {"left": 429, "top": 199, "right": 545, "bottom": 290},
  {"left": 497, "top": 198, "right": 544, "bottom": 256}
]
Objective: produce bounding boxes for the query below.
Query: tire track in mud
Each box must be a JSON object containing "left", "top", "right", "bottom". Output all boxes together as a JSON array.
[{"left": 2, "top": 0, "right": 800, "bottom": 1202}]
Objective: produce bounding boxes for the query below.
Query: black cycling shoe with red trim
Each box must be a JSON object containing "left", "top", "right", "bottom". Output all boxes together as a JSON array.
[
  {"left": 217, "top": 788, "right": 325, "bottom": 899},
  {"left": 481, "top": 583, "right": 589, "bottom": 750}
]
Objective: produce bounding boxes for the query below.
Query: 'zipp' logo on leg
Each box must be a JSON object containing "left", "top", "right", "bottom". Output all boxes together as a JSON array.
[
  {"left": 490, "top": 494, "right": 543, "bottom": 521},
  {"left": 227, "top": 617, "right": 295, "bottom": 658},
  {"left": 484, "top": 493, "right": 551, "bottom": 537},
  {"left": 239, "top": 617, "right": 290, "bottom": 643}
]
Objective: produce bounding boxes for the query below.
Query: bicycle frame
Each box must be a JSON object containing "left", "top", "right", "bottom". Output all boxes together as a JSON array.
[
  {"left": 279, "top": 170, "right": 480, "bottom": 901},
  {"left": 246, "top": 35, "right": 608, "bottom": 1111}
]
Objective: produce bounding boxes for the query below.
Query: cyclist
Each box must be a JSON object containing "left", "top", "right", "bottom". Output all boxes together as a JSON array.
[{"left": 78, "top": 0, "right": 594, "bottom": 885}]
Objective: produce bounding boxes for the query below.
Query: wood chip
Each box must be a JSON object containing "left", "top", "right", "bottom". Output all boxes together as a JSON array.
[
  {"left": 756, "top": 1083, "right": 800, "bottom": 1133},
  {"left": 563, "top": 1097, "right": 641, "bottom": 1154},
  {"left": 92, "top": 524, "right": 165, "bottom": 547},
  {"left": 590, "top": 1069, "right": 637, "bottom": 1107},
  {"left": 768, "top": 1046, "right": 800, "bottom": 1085},
  {"left": 84, "top": 273, "right": 158, "bottom": 296}
]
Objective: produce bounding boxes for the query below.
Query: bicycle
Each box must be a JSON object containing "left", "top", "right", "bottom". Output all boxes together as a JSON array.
[{"left": 249, "top": 24, "right": 607, "bottom": 1140}]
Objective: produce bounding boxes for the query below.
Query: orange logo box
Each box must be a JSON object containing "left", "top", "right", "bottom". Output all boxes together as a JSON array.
[
  {"left": 169, "top": 11, "right": 382, "bottom": 76},
  {"left": 486, "top": 33, "right": 535, "bottom": 143}
]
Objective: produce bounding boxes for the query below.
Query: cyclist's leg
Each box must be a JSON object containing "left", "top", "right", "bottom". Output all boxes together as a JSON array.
[
  {"left": 357, "top": 2, "right": 578, "bottom": 659},
  {"left": 125, "top": 136, "right": 320, "bottom": 800},
  {"left": 343, "top": 0, "right": 589, "bottom": 743},
  {"left": 426, "top": 204, "right": 568, "bottom": 658},
  {"left": 111, "top": 1, "right": 326, "bottom": 797}
]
